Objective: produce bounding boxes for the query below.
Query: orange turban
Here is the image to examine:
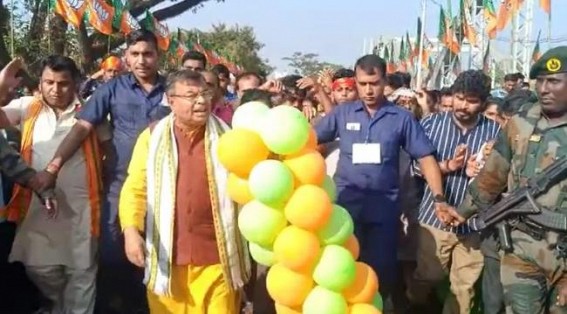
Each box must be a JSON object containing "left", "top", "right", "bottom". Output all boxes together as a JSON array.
[{"left": 101, "top": 56, "right": 123, "bottom": 71}]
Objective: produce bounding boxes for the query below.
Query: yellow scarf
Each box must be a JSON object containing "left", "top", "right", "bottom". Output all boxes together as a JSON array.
[{"left": 4, "top": 98, "right": 103, "bottom": 236}]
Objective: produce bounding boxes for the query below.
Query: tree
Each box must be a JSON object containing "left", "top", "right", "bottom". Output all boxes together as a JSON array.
[
  {"left": 182, "top": 24, "right": 273, "bottom": 77},
  {"left": 282, "top": 52, "right": 342, "bottom": 77},
  {"left": 0, "top": 0, "right": 225, "bottom": 73}
]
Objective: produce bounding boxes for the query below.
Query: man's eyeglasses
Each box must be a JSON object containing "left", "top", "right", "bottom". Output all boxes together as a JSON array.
[{"left": 169, "top": 90, "right": 214, "bottom": 103}]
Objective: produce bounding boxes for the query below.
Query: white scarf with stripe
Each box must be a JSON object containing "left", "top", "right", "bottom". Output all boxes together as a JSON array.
[{"left": 144, "top": 114, "right": 250, "bottom": 296}]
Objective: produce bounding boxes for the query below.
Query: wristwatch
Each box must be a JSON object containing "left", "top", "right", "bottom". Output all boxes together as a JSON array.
[{"left": 433, "top": 194, "right": 447, "bottom": 203}]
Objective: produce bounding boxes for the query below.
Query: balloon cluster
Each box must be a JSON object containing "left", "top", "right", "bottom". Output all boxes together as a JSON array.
[{"left": 217, "top": 102, "right": 384, "bottom": 314}]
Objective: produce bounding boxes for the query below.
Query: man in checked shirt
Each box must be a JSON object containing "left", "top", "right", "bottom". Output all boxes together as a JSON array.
[{"left": 406, "top": 70, "right": 501, "bottom": 314}]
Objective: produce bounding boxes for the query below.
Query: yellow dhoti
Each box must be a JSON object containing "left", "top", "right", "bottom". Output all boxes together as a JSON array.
[{"left": 147, "top": 264, "right": 239, "bottom": 314}]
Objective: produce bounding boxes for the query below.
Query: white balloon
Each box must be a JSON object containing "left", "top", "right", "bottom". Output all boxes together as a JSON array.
[{"left": 232, "top": 101, "right": 270, "bottom": 132}]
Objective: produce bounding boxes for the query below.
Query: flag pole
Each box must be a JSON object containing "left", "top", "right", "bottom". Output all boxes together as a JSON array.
[
  {"left": 10, "top": 0, "right": 14, "bottom": 56},
  {"left": 547, "top": 3, "right": 552, "bottom": 49},
  {"left": 47, "top": 0, "right": 51, "bottom": 53},
  {"left": 491, "top": 57, "right": 495, "bottom": 88},
  {"left": 416, "top": 0, "right": 427, "bottom": 89}
]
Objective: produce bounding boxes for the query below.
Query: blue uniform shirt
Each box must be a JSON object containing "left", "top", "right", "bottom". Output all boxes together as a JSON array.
[
  {"left": 77, "top": 73, "right": 170, "bottom": 187},
  {"left": 315, "top": 100, "right": 435, "bottom": 223}
]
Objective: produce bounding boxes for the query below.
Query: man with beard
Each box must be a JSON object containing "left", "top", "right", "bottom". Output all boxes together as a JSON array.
[
  {"left": 34, "top": 29, "right": 170, "bottom": 313},
  {"left": 407, "top": 70, "right": 500, "bottom": 314},
  {"left": 316, "top": 54, "right": 449, "bottom": 313},
  {"left": 441, "top": 46, "right": 567, "bottom": 314}
]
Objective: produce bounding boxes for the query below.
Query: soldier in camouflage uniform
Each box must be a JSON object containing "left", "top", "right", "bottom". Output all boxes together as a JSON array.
[
  {"left": 0, "top": 134, "right": 39, "bottom": 189},
  {"left": 439, "top": 46, "right": 567, "bottom": 313}
]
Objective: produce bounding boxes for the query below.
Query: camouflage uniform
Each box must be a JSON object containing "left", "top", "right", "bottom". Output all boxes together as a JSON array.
[
  {"left": 0, "top": 132, "right": 35, "bottom": 187},
  {"left": 457, "top": 47, "right": 567, "bottom": 314}
]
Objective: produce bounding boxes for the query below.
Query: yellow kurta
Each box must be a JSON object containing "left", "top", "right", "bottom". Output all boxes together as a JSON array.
[{"left": 119, "top": 127, "right": 241, "bottom": 314}]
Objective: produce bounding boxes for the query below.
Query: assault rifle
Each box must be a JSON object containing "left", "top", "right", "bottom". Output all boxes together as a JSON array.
[{"left": 477, "top": 155, "right": 567, "bottom": 250}]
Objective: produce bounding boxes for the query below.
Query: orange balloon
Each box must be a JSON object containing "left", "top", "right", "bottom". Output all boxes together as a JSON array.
[
  {"left": 275, "top": 303, "right": 302, "bottom": 314},
  {"left": 349, "top": 303, "right": 382, "bottom": 314},
  {"left": 227, "top": 173, "right": 253, "bottom": 205},
  {"left": 266, "top": 263, "right": 314, "bottom": 307},
  {"left": 283, "top": 149, "right": 326, "bottom": 186},
  {"left": 343, "top": 262, "right": 379, "bottom": 304},
  {"left": 217, "top": 129, "right": 270, "bottom": 177},
  {"left": 305, "top": 128, "right": 318, "bottom": 150},
  {"left": 284, "top": 185, "right": 332, "bottom": 231},
  {"left": 344, "top": 234, "right": 360, "bottom": 260},
  {"left": 273, "top": 225, "right": 321, "bottom": 272}
]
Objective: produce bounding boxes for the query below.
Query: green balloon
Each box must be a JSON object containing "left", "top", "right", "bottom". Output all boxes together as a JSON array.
[
  {"left": 372, "top": 293, "right": 384, "bottom": 310},
  {"left": 312, "top": 245, "right": 356, "bottom": 292},
  {"left": 322, "top": 175, "right": 337, "bottom": 202},
  {"left": 248, "top": 160, "right": 294, "bottom": 205},
  {"left": 303, "top": 286, "right": 348, "bottom": 314},
  {"left": 317, "top": 204, "right": 354, "bottom": 245},
  {"left": 260, "top": 106, "right": 309, "bottom": 155},
  {"left": 232, "top": 101, "right": 270, "bottom": 132},
  {"left": 249, "top": 242, "right": 276, "bottom": 267},
  {"left": 237, "top": 200, "right": 287, "bottom": 247}
]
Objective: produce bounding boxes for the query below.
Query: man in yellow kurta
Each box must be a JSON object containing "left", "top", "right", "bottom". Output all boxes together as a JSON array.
[{"left": 119, "top": 69, "right": 250, "bottom": 314}]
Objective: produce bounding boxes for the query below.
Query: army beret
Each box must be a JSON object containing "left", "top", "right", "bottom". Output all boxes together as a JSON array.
[{"left": 529, "top": 46, "right": 567, "bottom": 79}]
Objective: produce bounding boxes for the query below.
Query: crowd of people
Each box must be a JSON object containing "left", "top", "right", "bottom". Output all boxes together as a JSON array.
[{"left": 0, "top": 28, "right": 566, "bottom": 314}]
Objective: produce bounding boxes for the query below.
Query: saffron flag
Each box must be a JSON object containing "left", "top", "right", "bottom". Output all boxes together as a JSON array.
[
  {"left": 413, "top": 17, "right": 422, "bottom": 58},
  {"left": 406, "top": 32, "right": 414, "bottom": 66},
  {"left": 384, "top": 43, "right": 395, "bottom": 74},
  {"left": 154, "top": 22, "right": 171, "bottom": 52},
  {"left": 460, "top": 0, "right": 478, "bottom": 46},
  {"left": 496, "top": 0, "right": 523, "bottom": 31},
  {"left": 143, "top": 10, "right": 170, "bottom": 51},
  {"left": 120, "top": 11, "right": 140, "bottom": 34},
  {"left": 532, "top": 30, "right": 542, "bottom": 63},
  {"left": 438, "top": 7, "right": 460, "bottom": 55},
  {"left": 85, "top": 0, "right": 115, "bottom": 35},
  {"left": 540, "top": 0, "right": 551, "bottom": 14},
  {"left": 483, "top": 0, "right": 498, "bottom": 39},
  {"left": 175, "top": 29, "right": 189, "bottom": 58},
  {"left": 50, "top": 0, "right": 87, "bottom": 29}
]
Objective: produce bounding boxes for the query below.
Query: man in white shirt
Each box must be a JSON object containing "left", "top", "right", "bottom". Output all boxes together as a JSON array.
[{"left": 0, "top": 55, "right": 110, "bottom": 314}]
